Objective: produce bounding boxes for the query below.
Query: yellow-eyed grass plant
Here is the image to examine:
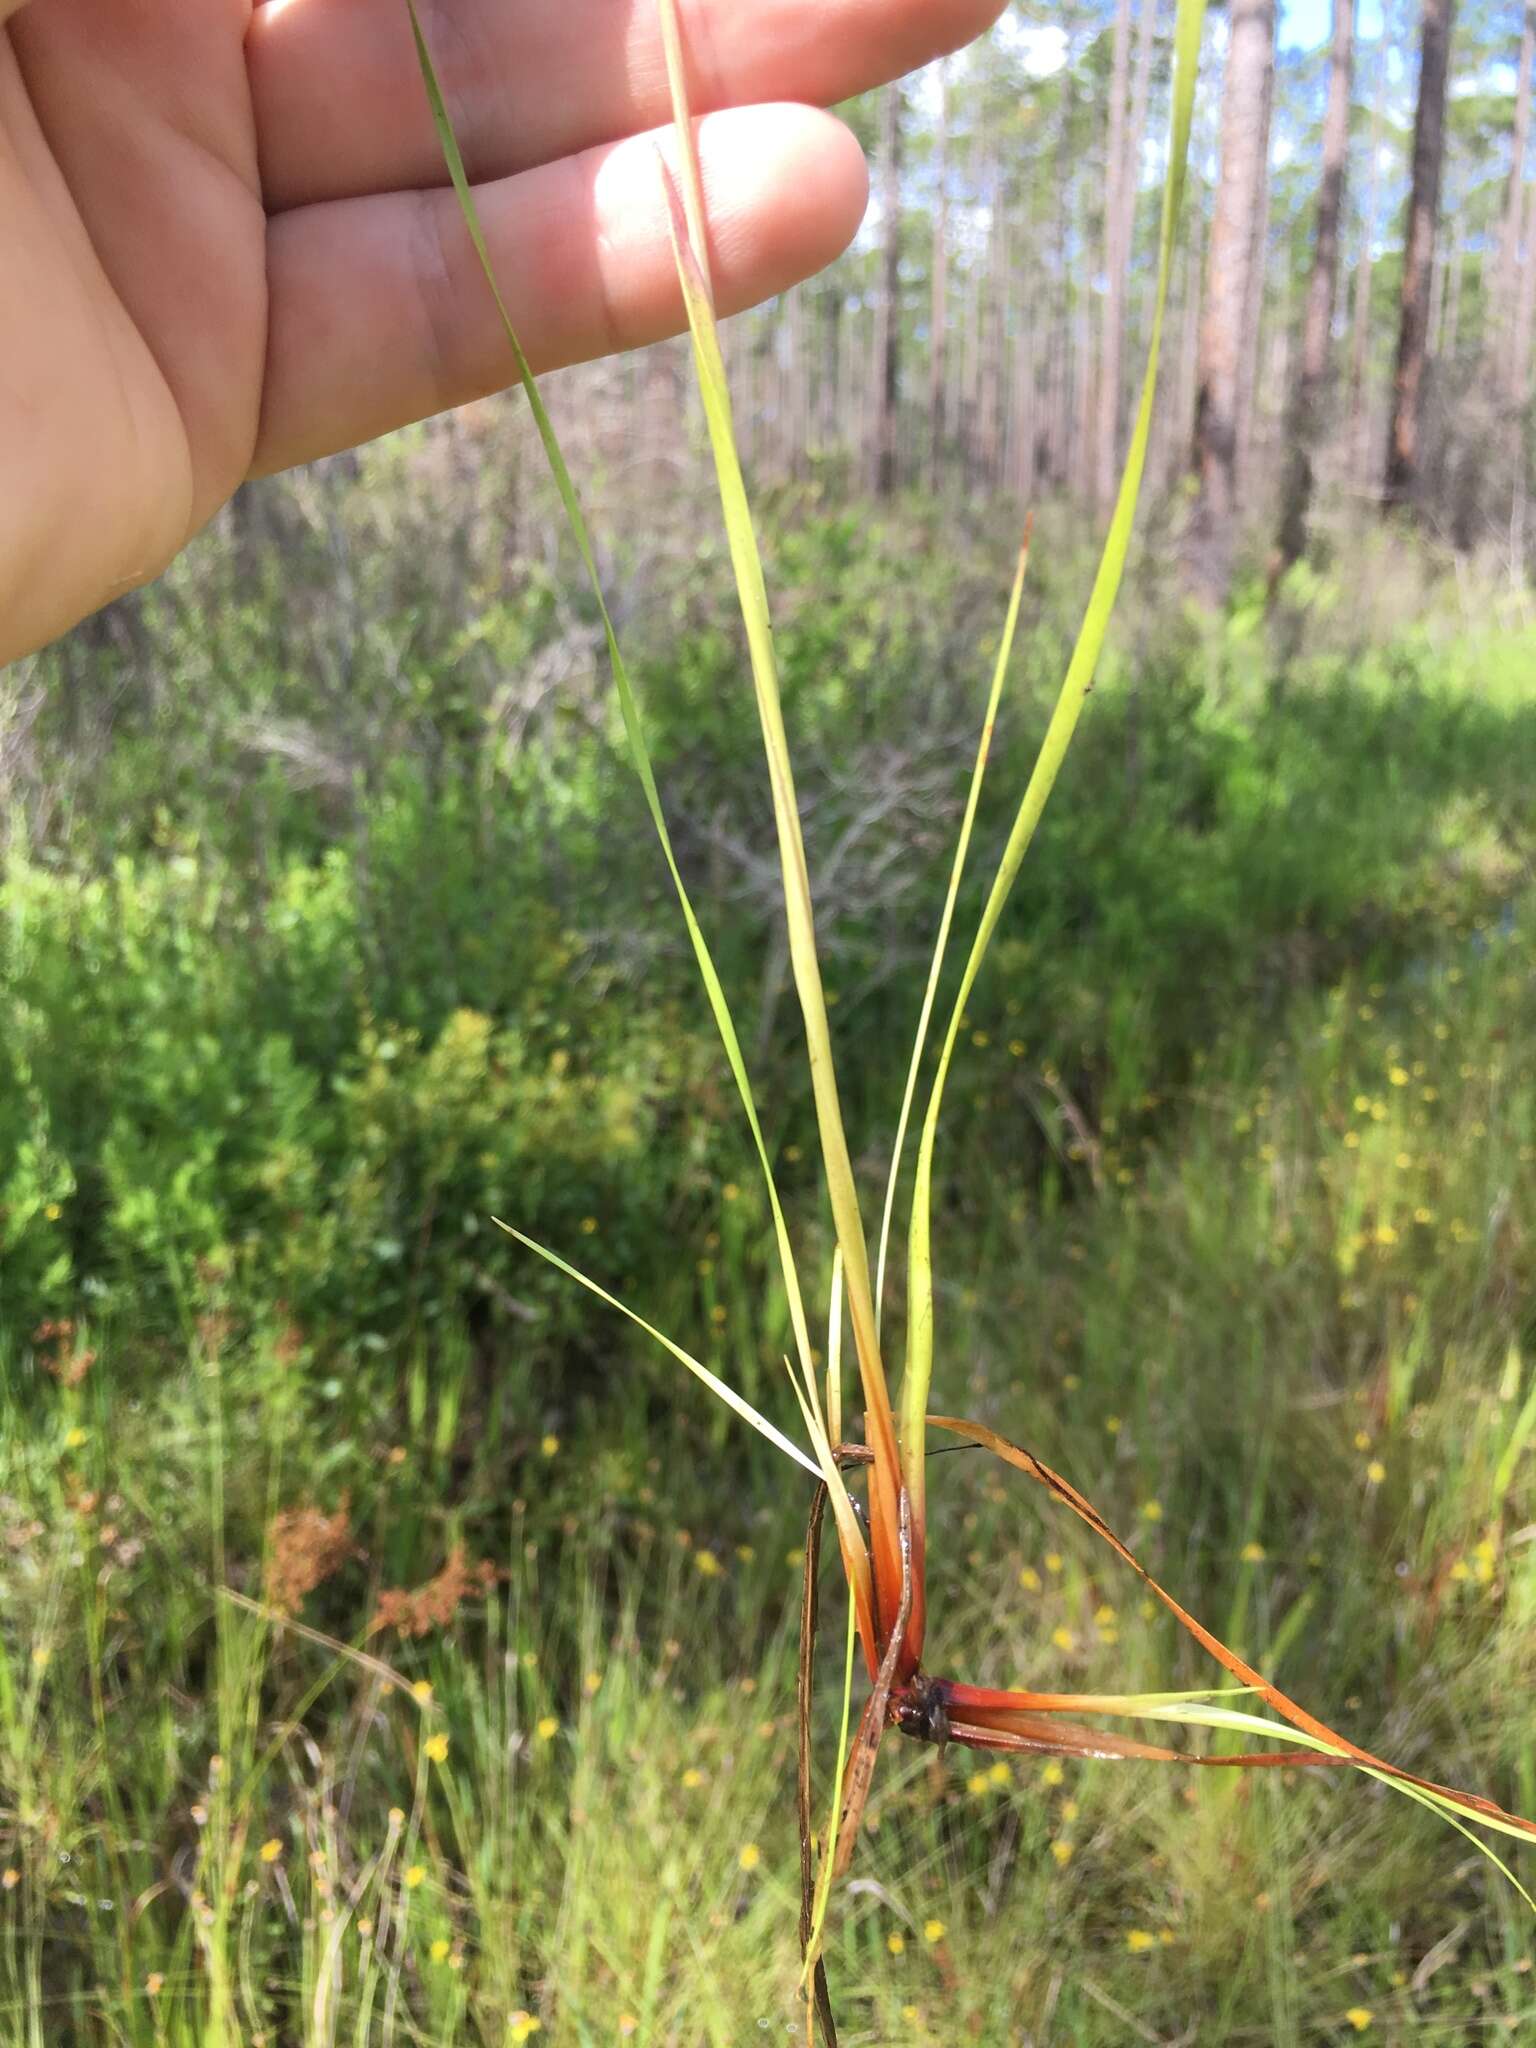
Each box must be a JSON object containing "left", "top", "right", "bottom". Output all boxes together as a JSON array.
[{"left": 406, "top": 1, "right": 1536, "bottom": 2032}]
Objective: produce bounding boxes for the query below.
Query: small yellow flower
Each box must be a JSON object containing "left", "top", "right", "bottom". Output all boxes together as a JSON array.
[
  {"left": 1050, "top": 1839, "right": 1074, "bottom": 1866},
  {"left": 1343, "top": 1131, "right": 1360, "bottom": 1148},
  {"left": 44, "top": 1202, "right": 61, "bottom": 1221},
  {"left": 259, "top": 1838, "right": 282, "bottom": 1864},
  {"left": 736, "top": 1544, "right": 755, "bottom": 1562},
  {"left": 738, "top": 1843, "right": 761, "bottom": 1873},
  {"left": 1019, "top": 1566, "right": 1042, "bottom": 1592},
  {"left": 1345, "top": 2009, "right": 1373, "bottom": 2033},
  {"left": 968, "top": 1772, "right": 990, "bottom": 1796},
  {"left": 681, "top": 1768, "right": 705, "bottom": 1790},
  {"left": 411, "top": 1680, "right": 434, "bottom": 1704},
  {"left": 923, "top": 1918, "right": 946, "bottom": 1944},
  {"left": 1241, "top": 1541, "right": 1266, "bottom": 1564},
  {"left": 619, "top": 2018, "right": 639, "bottom": 2039},
  {"left": 988, "top": 1762, "right": 1011, "bottom": 1785},
  {"left": 1366, "top": 1460, "right": 1386, "bottom": 1485},
  {"left": 424, "top": 1733, "right": 449, "bottom": 1765},
  {"left": 1449, "top": 1559, "right": 1471, "bottom": 1582},
  {"left": 509, "top": 2014, "right": 541, "bottom": 2043},
  {"left": 1140, "top": 1500, "right": 1163, "bottom": 1522},
  {"left": 540, "top": 1433, "right": 560, "bottom": 1458},
  {"left": 1414, "top": 1206, "right": 1434, "bottom": 1225},
  {"left": 387, "top": 1806, "right": 405, "bottom": 1828},
  {"left": 1, "top": 1869, "right": 17, "bottom": 1891},
  {"left": 1126, "top": 1929, "right": 1157, "bottom": 1954},
  {"left": 535, "top": 1716, "right": 559, "bottom": 1743},
  {"left": 1051, "top": 1626, "right": 1074, "bottom": 1653},
  {"left": 1060, "top": 1798, "right": 1079, "bottom": 1822},
  {"left": 1159, "top": 1929, "right": 1175, "bottom": 1946},
  {"left": 1093, "top": 1604, "right": 1116, "bottom": 1627},
  {"left": 887, "top": 1930, "right": 906, "bottom": 1955},
  {"left": 430, "top": 1937, "right": 450, "bottom": 1962},
  {"left": 694, "top": 1550, "right": 722, "bottom": 1578},
  {"left": 1042, "top": 1762, "right": 1065, "bottom": 1788},
  {"left": 901, "top": 2009, "right": 920, "bottom": 2025},
  {"left": 583, "top": 1669, "right": 602, "bottom": 1695},
  {"left": 403, "top": 1865, "right": 426, "bottom": 1890},
  {"left": 722, "top": 1182, "right": 740, "bottom": 1202},
  {"left": 1104, "top": 1415, "right": 1122, "bottom": 1435},
  {"left": 63, "top": 1427, "right": 87, "bottom": 1451},
  {"left": 1045, "top": 1552, "right": 1063, "bottom": 1574},
  {"left": 1373, "top": 1224, "right": 1398, "bottom": 1247},
  {"left": 1353, "top": 1431, "right": 1372, "bottom": 1451},
  {"left": 145, "top": 1972, "right": 164, "bottom": 1996},
  {"left": 579, "top": 1216, "right": 597, "bottom": 1235}
]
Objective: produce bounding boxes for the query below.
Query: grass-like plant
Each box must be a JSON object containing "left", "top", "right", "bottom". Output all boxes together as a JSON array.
[{"left": 407, "top": 2, "right": 1536, "bottom": 2030}]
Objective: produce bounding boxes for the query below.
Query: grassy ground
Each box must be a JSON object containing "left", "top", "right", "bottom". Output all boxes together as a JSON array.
[{"left": 2, "top": 492, "right": 1534, "bottom": 2043}]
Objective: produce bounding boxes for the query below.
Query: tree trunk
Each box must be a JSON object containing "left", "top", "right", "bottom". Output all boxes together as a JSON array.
[
  {"left": 1348, "top": 40, "right": 1389, "bottom": 477},
  {"left": 1515, "top": 174, "right": 1536, "bottom": 401},
  {"left": 1094, "top": 0, "right": 1135, "bottom": 518},
  {"left": 929, "top": 59, "right": 950, "bottom": 490},
  {"left": 872, "top": 83, "right": 904, "bottom": 497},
  {"left": 1184, "top": 0, "right": 1277, "bottom": 604},
  {"left": 1094, "top": 0, "right": 1158, "bottom": 519},
  {"left": 1234, "top": 40, "right": 1276, "bottom": 505},
  {"left": 1383, "top": 0, "right": 1457, "bottom": 513},
  {"left": 1494, "top": 5, "right": 1535, "bottom": 393},
  {"left": 1275, "top": 0, "right": 1356, "bottom": 576}
]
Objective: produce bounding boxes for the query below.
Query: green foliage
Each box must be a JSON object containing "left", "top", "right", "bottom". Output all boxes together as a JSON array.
[{"left": 4, "top": 501, "right": 1536, "bottom": 2038}]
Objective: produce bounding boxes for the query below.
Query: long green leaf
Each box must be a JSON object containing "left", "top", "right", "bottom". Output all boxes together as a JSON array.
[
  {"left": 495, "top": 1223, "right": 820, "bottom": 1479},
  {"left": 900, "top": 0, "right": 1210, "bottom": 1549},
  {"left": 405, "top": 2, "right": 865, "bottom": 1571},
  {"left": 652, "top": 2, "right": 907, "bottom": 1639}
]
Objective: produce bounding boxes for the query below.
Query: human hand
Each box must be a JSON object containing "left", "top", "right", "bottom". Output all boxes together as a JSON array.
[{"left": 0, "top": 0, "right": 998, "bottom": 663}]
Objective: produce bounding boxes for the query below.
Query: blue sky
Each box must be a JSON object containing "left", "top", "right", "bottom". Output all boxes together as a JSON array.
[{"left": 1280, "top": 0, "right": 1387, "bottom": 51}]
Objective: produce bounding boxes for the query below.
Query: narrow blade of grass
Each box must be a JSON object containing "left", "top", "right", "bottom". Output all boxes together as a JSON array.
[
  {"left": 900, "top": 0, "right": 1208, "bottom": 1574},
  {"left": 495, "top": 1221, "right": 819, "bottom": 1479},
  {"left": 405, "top": 3, "right": 878, "bottom": 1620},
  {"left": 653, "top": 2, "right": 906, "bottom": 1646}
]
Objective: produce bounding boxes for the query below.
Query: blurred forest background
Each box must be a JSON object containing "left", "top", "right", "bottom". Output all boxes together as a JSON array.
[{"left": 2, "top": 0, "right": 1535, "bottom": 2042}]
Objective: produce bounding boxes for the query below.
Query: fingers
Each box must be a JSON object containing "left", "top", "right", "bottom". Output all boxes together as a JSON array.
[
  {"left": 254, "top": 103, "right": 866, "bottom": 475},
  {"left": 248, "top": 0, "right": 1003, "bottom": 210}
]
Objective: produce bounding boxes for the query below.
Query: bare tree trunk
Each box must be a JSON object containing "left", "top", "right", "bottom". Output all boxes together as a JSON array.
[
  {"left": 1348, "top": 41, "right": 1389, "bottom": 477},
  {"left": 1516, "top": 175, "right": 1536, "bottom": 400},
  {"left": 929, "top": 59, "right": 950, "bottom": 490},
  {"left": 1275, "top": 0, "right": 1356, "bottom": 575},
  {"left": 1185, "top": 0, "right": 1277, "bottom": 604},
  {"left": 1094, "top": 0, "right": 1135, "bottom": 519},
  {"left": 1235, "top": 43, "right": 1276, "bottom": 505},
  {"left": 1495, "top": 5, "right": 1536, "bottom": 393},
  {"left": 872, "top": 83, "right": 904, "bottom": 498},
  {"left": 1384, "top": 0, "right": 1457, "bottom": 513}
]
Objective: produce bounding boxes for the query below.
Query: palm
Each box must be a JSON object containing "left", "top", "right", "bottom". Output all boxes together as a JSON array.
[{"left": 1, "top": 0, "right": 998, "bottom": 661}]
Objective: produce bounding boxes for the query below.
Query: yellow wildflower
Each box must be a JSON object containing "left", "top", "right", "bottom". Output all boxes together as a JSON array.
[
  {"left": 535, "top": 1716, "right": 559, "bottom": 1743},
  {"left": 540, "top": 1433, "right": 560, "bottom": 1457},
  {"left": 424, "top": 1733, "right": 449, "bottom": 1765},
  {"left": 738, "top": 1843, "right": 761, "bottom": 1873},
  {"left": 403, "top": 1865, "right": 426, "bottom": 1890},
  {"left": 1050, "top": 1839, "right": 1074, "bottom": 1866},
  {"left": 886, "top": 1931, "right": 906, "bottom": 1955},
  {"left": 259, "top": 1839, "right": 282, "bottom": 1864},
  {"left": 1126, "top": 1929, "right": 1157, "bottom": 1954},
  {"left": 1019, "top": 1566, "right": 1042, "bottom": 1592},
  {"left": 923, "top": 1918, "right": 946, "bottom": 1944},
  {"left": 1366, "top": 1460, "right": 1386, "bottom": 1484},
  {"left": 1345, "top": 2010, "right": 1373, "bottom": 2033},
  {"left": 430, "top": 1937, "right": 450, "bottom": 1963}
]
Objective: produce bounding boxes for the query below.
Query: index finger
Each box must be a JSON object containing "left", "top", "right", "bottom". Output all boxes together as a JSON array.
[{"left": 248, "top": 0, "right": 1003, "bottom": 211}]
